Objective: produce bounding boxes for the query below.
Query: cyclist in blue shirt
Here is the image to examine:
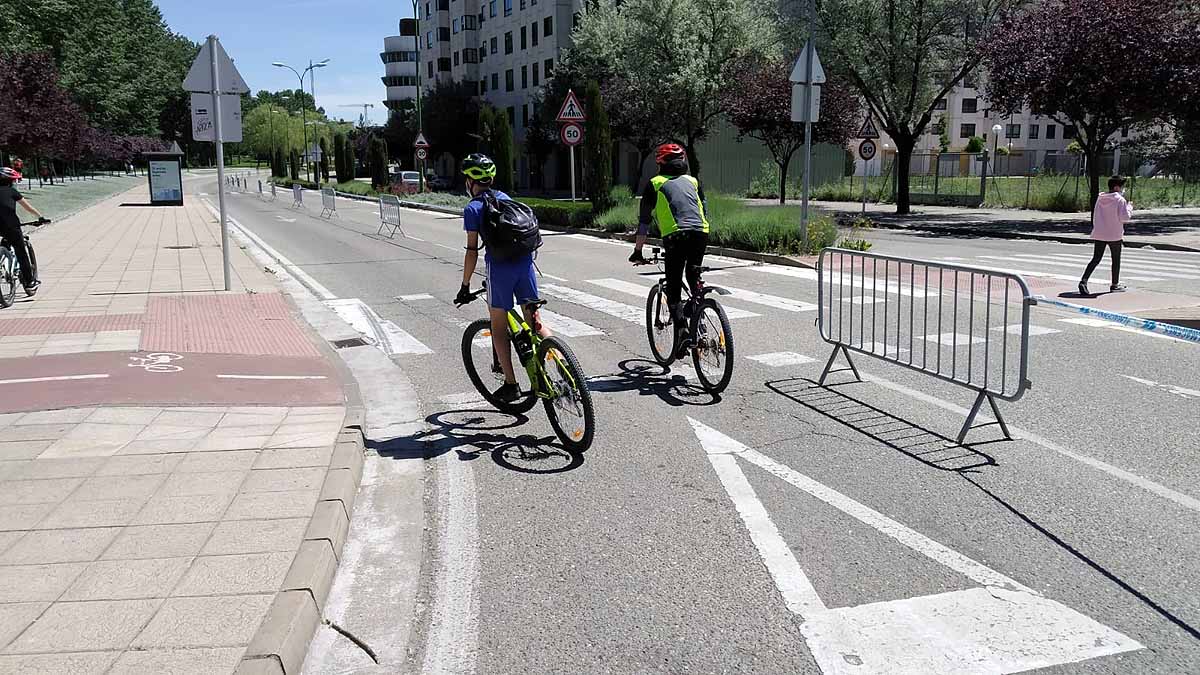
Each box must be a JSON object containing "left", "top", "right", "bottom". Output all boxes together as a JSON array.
[{"left": 455, "top": 154, "right": 550, "bottom": 402}]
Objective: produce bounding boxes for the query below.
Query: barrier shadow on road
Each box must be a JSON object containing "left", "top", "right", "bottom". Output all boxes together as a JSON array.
[
  {"left": 765, "top": 377, "right": 997, "bottom": 472},
  {"left": 370, "top": 409, "right": 584, "bottom": 475},
  {"left": 587, "top": 358, "right": 721, "bottom": 407}
]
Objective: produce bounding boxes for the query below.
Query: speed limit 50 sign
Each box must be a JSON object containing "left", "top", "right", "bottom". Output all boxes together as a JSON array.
[
  {"left": 858, "top": 139, "right": 877, "bottom": 161},
  {"left": 560, "top": 122, "right": 583, "bottom": 146}
]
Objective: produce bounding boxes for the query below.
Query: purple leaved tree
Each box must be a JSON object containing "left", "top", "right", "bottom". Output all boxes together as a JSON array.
[
  {"left": 984, "top": 0, "right": 1200, "bottom": 210},
  {"left": 0, "top": 52, "right": 88, "bottom": 164},
  {"left": 724, "top": 57, "right": 859, "bottom": 204}
]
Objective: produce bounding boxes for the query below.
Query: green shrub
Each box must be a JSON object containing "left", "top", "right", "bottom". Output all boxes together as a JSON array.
[
  {"left": 402, "top": 192, "right": 471, "bottom": 208},
  {"left": 965, "top": 136, "right": 986, "bottom": 153},
  {"left": 523, "top": 197, "right": 593, "bottom": 228},
  {"left": 746, "top": 161, "right": 803, "bottom": 199},
  {"left": 334, "top": 181, "right": 375, "bottom": 197},
  {"left": 271, "top": 177, "right": 319, "bottom": 191}
]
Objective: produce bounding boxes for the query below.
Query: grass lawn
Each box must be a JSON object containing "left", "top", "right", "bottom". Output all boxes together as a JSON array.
[{"left": 15, "top": 175, "right": 143, "bottom": 221}]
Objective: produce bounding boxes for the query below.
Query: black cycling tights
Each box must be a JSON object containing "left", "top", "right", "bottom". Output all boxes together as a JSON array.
[
  {"left": 1081, "top": 240, "right": 1121, "bottom": 286},
  {"left": 663, "top": 230, "right": 709, "bottom": 312},
  {"left": 0, "top": 223, "right": 34, "bottom": 287}
]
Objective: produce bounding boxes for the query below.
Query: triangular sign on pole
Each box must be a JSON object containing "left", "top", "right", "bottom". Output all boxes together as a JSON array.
[
  {"left": 413, "top": 132, "right": 430, "bottom": 148},
  {"left": 182, "top": 37, "right": 249, "bottom": 94},
  {"left": 556, "top": 90, "right": 586, "bottom": 123},
  {"left": 789, "top": 42, "right": 826, "bottom": 84},
  {"left": 857, "top": 116, "right": 880, "bottom": 139}
]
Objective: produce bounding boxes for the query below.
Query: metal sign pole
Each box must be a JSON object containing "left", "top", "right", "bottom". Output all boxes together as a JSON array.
[
  {"left": 861, "top": 158, "right": 868, "bottom": 214},
  {"left": 208, "top": 35, "right": 232, "bottom": 292},
  {"left": 800, "top": 0, "right": 815, "bottom": 252},
  {"left": 569, "top": 145, "right": 576, "bottom": 202}
]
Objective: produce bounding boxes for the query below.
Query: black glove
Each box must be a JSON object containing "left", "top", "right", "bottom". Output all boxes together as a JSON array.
[
  {"left": 454, "top": 284, "right": 475, "bottom": 306},
  {"left": 35, "top": 217, "right": 50, "bottom": 226},
  {"left": 628, "top": 249, "right": 646, "bottom": 264}
]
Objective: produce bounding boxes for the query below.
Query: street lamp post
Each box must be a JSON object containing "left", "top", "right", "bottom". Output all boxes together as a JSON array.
[
  {"left": 272, "top": 59, "right": 329, "bottom": 185},
  {"left": 983, "top": 123, "right": 1003, "bottom": 203},
  {"left": 411, "top": 0, "right": 425, "bottom": 192}
]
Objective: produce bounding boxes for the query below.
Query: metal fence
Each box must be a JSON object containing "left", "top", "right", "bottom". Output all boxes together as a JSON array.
[
  {"left": 320, "top": 187, "right": 338, "bottom": 219},
  {"left": 816, "top": 248, "right": 1036, "bottom": 443},
  {"left": 291, "top": 185, "right": 303, "bottom": 208},
  {"left": 906, "top": 152, "right": 986, "bottom": 206},
  {"left": 377, "top": 194, "right": 405, "bottom": 238}
]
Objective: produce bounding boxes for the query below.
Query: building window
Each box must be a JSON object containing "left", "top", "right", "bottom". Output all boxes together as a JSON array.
[
  {"left": 438, "top": 57, "right": 451, "bottom": 72},
  {"left": 464, "top": 48, "right": 478, "bottom": 64},
  {"left": 573, "top": 12, "right": 581, "bottom": 28},
  {"left": 1028, "top": 124, "right": 1040, "bottom": 140},
  {"left": 1064, "top": 124, "right": 1077, "bottom": 139},
  {"left": 1005, "top": 123, "right": 1021, "bottom": 139},
  {"left": 489, "top": 0, "right": 496, "bottom": 17},
  {"left": 959, "top": 123, "right": 976, "bottom": 139},
  {"left": 532, "top": 62, "right": 540, "bottom": 87},
  {"left": 532, "top": 22, "right": 539, "bottom": 46},
  {"left": 961, "top": 98, "right": 977, "bottom": 114},
  {"left": 933, "top": 98, "right": 947, "bottom": 111},
  {"left": 490, "top": 37, "right": 497, "bottom": 54},
  {"left": 463, "top": 15, "right": 477, "bottom": 30},
  {"left": 491, "top": 73, "right": 498, "bottom": 90},
  {"left": 453, "top": 18, "right": 459, "bottom": 34},
  {"left": 520, "top": 26, "right": 527, "bottom": 50},
  {"left": 520, "top": 0, "right": 526, "bottom": 9},
  {"left": 543, "top": 16, "right": 553, "bottom": 36},
  {"left": 1046, "top": 125, "right": 1057, "bottom": 140},
  {"left": 507, "top": 106, "right": 516, "bottom": 127},
  {"left": 505, "top": 69, "right": 514, "bottom": 92},
  {"left": 425, "top": 2, "right": 431, "bottom": 18},
  {"left": 504, "top": 32, "right": 513, "bottom": 54},
  {"left": 504, "top": 0, "right": 512, "bottom": 16},
  {"left": 437, "top": 0, "right": 448, "bottom": 9},
  {"left": 382, "top": 75, "right": 419, "bottom": 87},
  {"left": 544, "top": 58, "right": 553, "bottom": 78},
  {"left": 521, "top": 65, "right": 528, "bottom": 88},
  {"left": 453, "top": 51, "right": 459, "bottom": 66},
  {"left": 428, "top": 61, "right": 435, "bottom": 78},
  {"left": 481, "top": 78, "right": 487, "bottom": 93},
  {"left": 438, "top": 27, "right": 450, "bottom": 41},
  {"left": 381, "top": 51, "right": 419, "bottom": 63},
  {"left": 426, "top": 32, "right": 433, "bottom": 48},
  {"left": 522, "top": 104, "right": 529, "bottom": 127},
  {"left": 531, "top": 0, "right": 536, "bottom": 4}
]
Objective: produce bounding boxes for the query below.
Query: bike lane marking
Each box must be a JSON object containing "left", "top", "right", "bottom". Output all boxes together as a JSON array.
[
  {"left": 0, "top": 373, "right": 109, "bottom": 385},
  {"left": 688, "top": 418, "right": 1142, "bottom": 673}
]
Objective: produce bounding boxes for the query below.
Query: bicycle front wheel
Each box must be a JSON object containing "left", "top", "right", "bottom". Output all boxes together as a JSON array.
[
  {"left": 25, "top": 240, "right": 37, "bottom": 283},
  {"left": 645, "top": 282, "right": 675, "bottom": 366},
  {"left": 537, "top": 336, "right": 595, "bottom": 452},
  {"left": 0, "top": 252, "right": 15, "bottom": 308},
  {"left": 691, "top": 298, "right": 735, "bottom": 394},
  {"left": 460, "top": 319, "right": 537, "bottom": 414}
]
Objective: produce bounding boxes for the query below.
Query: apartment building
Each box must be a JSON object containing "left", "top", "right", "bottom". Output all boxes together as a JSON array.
[{"left": 381, "top": 20, "right": 420, "bottom": 113}]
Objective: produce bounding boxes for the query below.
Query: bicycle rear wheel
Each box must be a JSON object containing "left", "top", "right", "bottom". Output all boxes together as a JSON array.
[
  {"left": 0, "top": 251, "right": 15, "bottom": 308},
  {"left": 645, "top": 282, "right": 675, "bottom": 366},
  {"left": 537, "top": 336, "right": 595, "bottom": 452},
  {"left": 691, "top": 298, "right": 735, "bottom": 394},
  {"left": 460, "top": 319, "right": 538, "bottom": 414},
  {"left": 25, "top": 239, "right": 37, "bottom": 284}
]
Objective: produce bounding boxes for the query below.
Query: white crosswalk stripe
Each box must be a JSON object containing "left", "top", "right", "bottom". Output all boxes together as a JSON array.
[
  {"left": 541, "top": 284, "right": 644, "bottom": 323},
  {"left": 719, "top": 285, "right": 818, "bottom": 313},
  {"left": 937, "top": 259, "right": 1164, "bottom": 283},
  {"left": 1009, "top": 253, "right": 1200, "bottom": 276},
  {"left": 538, "top": 310, "right": 604, "bottom": 337},
  {"left": 750, "top": 265, "right": 939, "bottom": 298},
  {"left": 991, "top": 324, "right": 1062, "bottom": 336},
  {"left": 585, "top": 278, "right": 760, "bottom": 319},
  {"left": 1059, "top": 317, "right": 1188, "bottom": 343},
  {"left": 997, "top": 254, "right": 1200, "bottom": 279},
  {"left": 746, "top": 352, "right": 816, "bottom": 367},
  {"left": 325, "top": 298, "right": 433, "bottom": 355}
]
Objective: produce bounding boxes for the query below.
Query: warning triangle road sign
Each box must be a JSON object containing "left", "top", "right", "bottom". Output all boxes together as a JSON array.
[
  {"left": 182, "top": 38, "right": 249, "bottom": 94},
  {"left": 413, "top": 132, "right": 430, "bottom": 148},
  {"left": 857, "top": 116, "right": 880, "bottom": 139},
  {"left": 556, "top": 90, "right": 586, "bottom": 123}
]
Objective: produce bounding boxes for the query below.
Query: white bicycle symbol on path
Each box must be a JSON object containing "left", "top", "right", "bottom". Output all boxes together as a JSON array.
[{"left": 128, "top": 353, "right": 184, "bottom": 373}]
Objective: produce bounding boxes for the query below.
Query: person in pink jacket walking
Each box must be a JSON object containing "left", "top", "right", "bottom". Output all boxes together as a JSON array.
[{"left": 1079, "top": 175, "right": 1134, "bottom": 296}]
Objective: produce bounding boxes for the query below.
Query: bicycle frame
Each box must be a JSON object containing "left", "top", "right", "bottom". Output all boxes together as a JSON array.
[{"left": 501, "top": 308, "right": 576, "bottom": 401}]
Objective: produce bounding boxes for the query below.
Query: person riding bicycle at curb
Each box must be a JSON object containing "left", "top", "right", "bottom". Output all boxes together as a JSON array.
[
  {"left": 455, "top": 153, "right": 551, "bottom": 403},
  {"left": 629, "top": 143, "right": 710, "bottom": 354},
  {"left": 0, "top": 167, "right": 45, "bottom": 297}
]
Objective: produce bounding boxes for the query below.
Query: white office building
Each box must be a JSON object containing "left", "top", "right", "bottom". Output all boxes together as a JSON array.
[{"left": 381, "top": 19, "right": 420, "bottom": 114}]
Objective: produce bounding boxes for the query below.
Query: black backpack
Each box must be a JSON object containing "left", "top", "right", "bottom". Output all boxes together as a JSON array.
[{"left": 479, "top": 191, "right": 542, "bottom": 261}]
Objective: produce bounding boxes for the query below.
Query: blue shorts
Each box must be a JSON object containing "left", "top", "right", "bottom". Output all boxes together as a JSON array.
[{"left": 485, "top": 257, "right": 539, "bottom": 311}]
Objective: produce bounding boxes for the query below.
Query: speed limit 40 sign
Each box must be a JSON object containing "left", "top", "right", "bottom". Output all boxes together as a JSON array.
[
  {"left": 858, "top": 139, "right": 878, "bottom": 161},
  {"left": 560, "top": 122, "right": 583, "bottom": 146}
]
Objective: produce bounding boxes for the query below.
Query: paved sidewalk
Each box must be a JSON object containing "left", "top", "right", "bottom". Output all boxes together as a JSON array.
[{"left": 0, "top": 186, "right": 362, "bottom": 673}]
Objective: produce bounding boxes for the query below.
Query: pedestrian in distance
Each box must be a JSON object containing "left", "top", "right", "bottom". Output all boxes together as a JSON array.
[{"left": 1079, "top": 175, "right": 1133, "bottom": 296}]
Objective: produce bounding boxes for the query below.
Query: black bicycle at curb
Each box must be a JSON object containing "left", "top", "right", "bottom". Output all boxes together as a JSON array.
[
  {"left": 456, "top": 282, "right": 596, "bottom": 452},
  {"left": 637, "top": 246, "right": 735, "bottom": 394},
  {"left": 0, "top": 217, "right": 48, "bottom": 308}
]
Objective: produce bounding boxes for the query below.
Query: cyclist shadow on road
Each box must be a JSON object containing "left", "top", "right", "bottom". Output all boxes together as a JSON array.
[
  {"left": 373, "top": 409, "right": 585, "bottom": 475},
  {"left": 586, "top": 358, "right": 721, "bottom": 407}
]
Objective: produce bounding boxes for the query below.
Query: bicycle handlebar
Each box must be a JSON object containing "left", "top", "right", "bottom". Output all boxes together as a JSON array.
[
  {"left": 455, "top": 281, "right": 489, "bottom": 307},
  {"left": 21, "top": 218, "right": 50, "bottom": 227}
]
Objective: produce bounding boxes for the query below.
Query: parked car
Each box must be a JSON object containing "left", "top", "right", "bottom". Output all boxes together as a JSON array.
[{"left": 399, "top": 171, "right": 421, "bottom": 187}]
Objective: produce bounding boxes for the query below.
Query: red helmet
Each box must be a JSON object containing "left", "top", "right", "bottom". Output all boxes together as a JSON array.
[
  {"left": 0, "top": 167, "right": 21, "bottom": 182},
  {"left": 655, "top": 143, "right": 686, "bottom": 165}
]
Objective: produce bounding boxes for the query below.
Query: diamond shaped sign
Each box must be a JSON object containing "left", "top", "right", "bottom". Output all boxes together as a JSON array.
[{"left": 182, "top": 38, "right": 249, "bottom": 94}]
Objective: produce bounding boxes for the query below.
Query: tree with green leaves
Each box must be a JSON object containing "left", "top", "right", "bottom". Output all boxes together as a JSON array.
[
  {"left": 368, "top": 137, "right": 389, "bottom": 188},
  {"left": 563, "top": 0, "right": 781, "bottom": 176},
  {"left": 319, "top": 138, "right": 330, "bottom": 183},
  {"left": 423, "top": 80, "right": 483, "bottom": 167},
  {"left": 818, "top": 0, "right": 1022, "bottom": 213},
  {"left": 289, "top": 150, "right": 300, "bottom": 181},
  {"left": 381, "top": 103, "right": 417, "bottom": 163},
  {"left": 492, "top": 112, "right": 516, "bottom": 191},
  {"left": 273, "top": 148, "right": 285, "bottom": 178},
  {"left": 524, "top": 92, "right": 559, "bottom": 193},
  {"left": 333, "top": 133, "right": 347, "bottom": 182},
  {"left": 582, "top": 81, "right": 614, "bottom": 212}
]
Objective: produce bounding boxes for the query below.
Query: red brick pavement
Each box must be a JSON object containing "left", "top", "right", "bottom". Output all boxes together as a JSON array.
[
  {"left": 140, "top": 293, "right": 322, "bottom": 357},
  {"left": 0, "top": 314, "right": 142, "bottom": 337}
]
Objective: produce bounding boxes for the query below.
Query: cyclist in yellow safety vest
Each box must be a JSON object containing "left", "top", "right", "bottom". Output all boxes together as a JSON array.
[{"left": 629, "top": 143, "right": 710, "bottom": 352}]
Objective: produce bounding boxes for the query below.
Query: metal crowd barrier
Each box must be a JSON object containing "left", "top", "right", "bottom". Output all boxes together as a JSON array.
[
  {"left": 269, "top": 182, "right": 277, "bottom": 201},
  {"left": 320, "top": 187, "right": 338, "bottom": 219},
  {"left": 376, "top": 194, "right": 405, "bottom": 238},
  {"left": 816, "top": 248, "right": 1036, "bottom": 443},
  {"left": 292, "top": 184, "right": 303, "bottom": 208}
]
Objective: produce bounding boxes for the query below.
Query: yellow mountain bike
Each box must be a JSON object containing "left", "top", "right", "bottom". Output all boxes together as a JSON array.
[{"left": 457, "top": 283, "right": 595, "bottom": 452}]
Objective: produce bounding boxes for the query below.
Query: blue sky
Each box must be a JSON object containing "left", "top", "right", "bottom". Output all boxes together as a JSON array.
[{"left": 159, "top": 0, "right": 411, "bottom": 125}]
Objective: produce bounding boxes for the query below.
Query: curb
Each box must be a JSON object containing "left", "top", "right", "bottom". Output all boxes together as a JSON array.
[
  {"left": 863, "top": 220, "right": 1200, "bottom": 253},
  {"left": 237, "top": 408, "right": 367, "bottom": 675}
]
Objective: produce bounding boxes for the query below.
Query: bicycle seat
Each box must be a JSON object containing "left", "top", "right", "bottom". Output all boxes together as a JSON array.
[{"left": 527, "top": 299, "right": 549, "bottom": 310}]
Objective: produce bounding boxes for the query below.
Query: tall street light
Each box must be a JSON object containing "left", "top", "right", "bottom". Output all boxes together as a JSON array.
[
  {"left": 272, "top": 59, "right": 330, "bottom": 184},
  {"left": 410, "top": 0, "right": 425, "bottom": 192}
]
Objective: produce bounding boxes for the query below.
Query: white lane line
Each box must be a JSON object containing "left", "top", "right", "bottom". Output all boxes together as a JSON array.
[
  {"left": 0, "top": 374, "right": 110, "bottom": 385},
  {"left": 861, "top": 372, "right": 1200, "bottom": 514},
  {"left": 540, "top": 284, "right": 643, "bottom": 323},
  {"left": 538, "top": 310, "right": 604, "bottom": 337},
  {"left": 539, "top": 272, "right": 569, "bottom": 282},
  {"left": 325, "top": 298, "right": 433, "bottom": 355},
  {"left": 421, "top": 452, "right": 480, "bottom": 674},
  {"left": 1020, "top": 252, "right": 1200, "bottom": 273},
  {"left": 715, "top": 285, "right": 817, "bottom": 313},
  {"left": 992, "top": 324, "right": 1062, "bottom": 336},
  {"left": 207, "top": 201, "right": 339, "bottom": 300},
  {"left": 1121, "top": 374, "right": 1200, "bottom": 401},
  {"left": 585, "top": 278, "right": 760, "bottom": 319},
  {"left": 982, "top": 255, "right": 1197, "bottom": 280},
  {"left": 1059, "top": 317, "right": 1187, "bottom": 343},
  {"left": 941, "top": 259, "right": 1163, "bottom": 283},
  {"left": 216, "top": 374, "right": 328, "bottom": 380},
  {"left": 746, "top": 352, "right": 816, "bottom": 367},
  {"left": 397, "top": 294, "right": 436, "bottom": 301},
  {"left": 920, "top": 332, "right": 987, "bottom": 346},
  {"left": 750, "top": 265, "right": 939, "bottom": 298}
]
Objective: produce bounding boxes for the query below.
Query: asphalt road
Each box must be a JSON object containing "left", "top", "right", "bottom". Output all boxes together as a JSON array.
[{"left": 208, "top": 180, "right": 1200, "bottom": 674}]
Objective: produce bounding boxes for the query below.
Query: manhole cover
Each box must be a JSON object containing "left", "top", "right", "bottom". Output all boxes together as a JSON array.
[
  {"left": 331, "top": 337, "right": 371, "bottom": 349},
  {"left": 163, "top": 245, "right": 198, "bottom": 250}
]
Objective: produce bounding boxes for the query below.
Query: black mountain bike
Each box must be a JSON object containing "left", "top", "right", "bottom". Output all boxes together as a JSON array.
[
  {"left": 1, "top": 217, "right": 48, "bottom": 308},
  {"left": 637, "top": 246, "right": 735, "bottom": 394},
  {"left": 457, "top": 283, "right": 596, "bottom": 452}
]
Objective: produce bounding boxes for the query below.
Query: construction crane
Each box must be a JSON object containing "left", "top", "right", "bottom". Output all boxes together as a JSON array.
[{"left": 338, "top": 103, "right": 376, "bottom": 128}]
